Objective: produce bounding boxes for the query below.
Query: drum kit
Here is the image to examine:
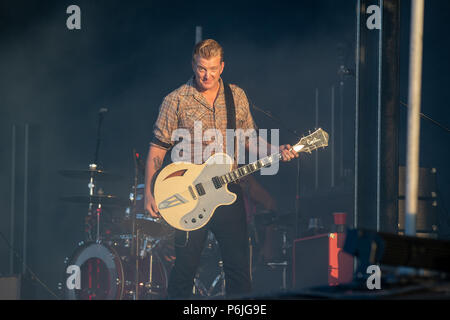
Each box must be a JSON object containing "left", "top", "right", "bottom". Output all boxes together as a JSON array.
[
  {"left": 60, "top": 150, "right": 177, "bottom": 300},
  {"left": 58, "top": 159, "right": 296, "bottom": 300},
  {"left": 56, "top": 109, "right": 178, "bottom": 300}
]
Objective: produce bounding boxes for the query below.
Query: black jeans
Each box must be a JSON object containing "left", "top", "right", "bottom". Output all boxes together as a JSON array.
[{"left": 167, "top": 183, "right": 251, "bottom": 299}]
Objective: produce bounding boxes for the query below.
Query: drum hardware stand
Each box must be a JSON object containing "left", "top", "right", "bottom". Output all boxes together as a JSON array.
[
  {"left": 131, "top": 150, "right": 140, "bottom": 300},
  {"left": 84, "top": 164, "right": 96, "bottom": 242},
  {"left": 193, "top": 275, "right": 207, "bottom": 296},
  {"left": 134, "top": 228, "right": 140, "bottom": 300},
  {"left": 265, "top": 230, "right": 289, "bottom": 291},
  {"left": 95, "top": 203, "right": 103, "bottom": 242},
  {"left": 209, "top": 260, "right": 226, "bottom": 297},
  {"left": 145, "top": 249, "right": 163, "bottom": 296},
  {"left": 84, "top": 164, "right": 106, "bottom": 243},
  {"left": 85, "top": 108, "right": 108, "bottom": 242},
  {"left": 192, "top": 232, "right": 226, "bottom": 297},
  {"left": 249, "top": 236, "right": 253, "bottom": 282},
  {"left": 193, "top": 260, "right": 226, "bottom": 297},
  {"left": 139, "top": 237, "right": 162, "bottom": 296}
]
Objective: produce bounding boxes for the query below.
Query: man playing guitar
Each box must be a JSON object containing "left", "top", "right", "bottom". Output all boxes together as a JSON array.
[{"left": 144, "top": 39, "right": 298, "bottom": 299}]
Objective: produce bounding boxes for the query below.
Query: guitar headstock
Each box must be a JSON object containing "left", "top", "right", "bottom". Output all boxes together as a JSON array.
[{"left": 292, "top": 128, "right": 329, "bottom": 153}]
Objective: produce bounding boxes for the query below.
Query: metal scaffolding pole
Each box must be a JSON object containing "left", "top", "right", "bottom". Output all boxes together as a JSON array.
[
  {"left": 405, "top": 0, "right": 425, "bottom": 236},
  {"left": 331, "top": 86, "right": 335, "bottom": 188},
  {"left": 195, "top": 26, "right": 202, "bottom": 44},
  {"left": 23, "top": 124, "right": 29, "bottom": 274},
  {"left": 315, "top": 88, "right": 319, "bottom": 190},
  {"left": 9, "top": 125, "right": 16, "bottom": 275}
]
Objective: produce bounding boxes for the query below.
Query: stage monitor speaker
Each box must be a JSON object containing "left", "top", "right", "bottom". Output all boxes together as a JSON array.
[
  {"left": 344, "top": 229, "right": 450, "bottom": 274},
  {"left": 292, "top": 233, "right": 353, "bottom": 290},
  {"left": 398, "top": 199, "right": 438, "bottom": 233},
  {"left": 399, "top": 166, "right": 436, "bottom": 198},
  {"left": 0, "top": 275, "right": 21, "bottom": 300},
  {"left": 398, "top": 166, "right": 438, "bottom": 234}
]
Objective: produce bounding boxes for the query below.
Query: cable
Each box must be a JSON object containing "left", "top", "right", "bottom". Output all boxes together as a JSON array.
[
  {"left": 400, "top": 101, "right": 450, "bottom": 134},
  {"left": 247, "top": 98, "right": 302, "bottom": 140},
  {"left": 0, "top": 230, "right": 61, "bottom": 300}
]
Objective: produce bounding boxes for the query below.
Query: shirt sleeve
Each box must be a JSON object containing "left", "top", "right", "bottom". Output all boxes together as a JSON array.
[{"left": 151, "top": 93, "right": 179, "bottom": 150}]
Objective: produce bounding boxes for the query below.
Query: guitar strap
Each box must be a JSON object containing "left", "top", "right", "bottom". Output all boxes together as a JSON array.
[
  {"left": 223, "top": 82, "right": 238, "bottom": 170},
  {"left": 183, "top": 83, "right": 237, "bottom": 241},
  {"left": 223, "top": 82, "right": 236, "bottom": 130}
]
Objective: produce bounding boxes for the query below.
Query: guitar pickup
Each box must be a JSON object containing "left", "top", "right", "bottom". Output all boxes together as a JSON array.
[
  {"left": 211, "top": 176, "right": 223, "bottom": 189},
  {"left": 195, "top": 183, "right": 206, "bottom": 196}
]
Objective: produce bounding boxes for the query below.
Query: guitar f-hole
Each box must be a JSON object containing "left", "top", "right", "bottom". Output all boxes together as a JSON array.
[{"left": 163, "top": 169, "right": 188, "bottom": 181}]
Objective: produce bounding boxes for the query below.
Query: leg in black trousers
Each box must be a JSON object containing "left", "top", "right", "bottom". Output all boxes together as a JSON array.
[
  {"left": 167, "top": 183, "right": 251, "bottom": 299},
  {"left": 210, "top": 183, "right": 251, "bottom": 297},
  {"left": 167, "top": 227, "right": 208, "bottom": 299}
]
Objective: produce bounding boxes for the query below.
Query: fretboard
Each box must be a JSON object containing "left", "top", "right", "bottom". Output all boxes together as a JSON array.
[{"left": 217, "top": 152, "right": 282, "bottom": 185}]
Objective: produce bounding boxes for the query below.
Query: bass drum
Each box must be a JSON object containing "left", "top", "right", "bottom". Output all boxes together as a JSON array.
[{"left": 64, "top": 241, "right": 168, "bottom": 300}]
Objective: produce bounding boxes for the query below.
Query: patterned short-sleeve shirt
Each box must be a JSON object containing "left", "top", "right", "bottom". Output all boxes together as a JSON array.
[{"left": 151, "top": 77, "right": 256, "bottom": 164}]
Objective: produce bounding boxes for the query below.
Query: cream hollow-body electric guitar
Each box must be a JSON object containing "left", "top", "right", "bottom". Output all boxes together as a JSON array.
[{"left": 153, "top": 128, "right": 329, "bottom": 231}]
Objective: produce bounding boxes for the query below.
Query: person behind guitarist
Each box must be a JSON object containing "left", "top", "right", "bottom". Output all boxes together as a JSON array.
[{"left": 144, "top": 39, "right": 298, "bottom": 299}]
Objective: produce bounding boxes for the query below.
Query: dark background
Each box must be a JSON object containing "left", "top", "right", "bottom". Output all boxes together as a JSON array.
[{"left": 0, "top": 0, "right": 449, "bottom": 299}]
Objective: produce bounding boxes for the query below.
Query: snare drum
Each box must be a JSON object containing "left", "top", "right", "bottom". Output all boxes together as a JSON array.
[{"left": 123, "top": 184, "right": 174, "bottom": 238}]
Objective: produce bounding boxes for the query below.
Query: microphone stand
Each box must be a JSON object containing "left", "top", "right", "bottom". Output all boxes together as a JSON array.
[
  {"left": 132, "top": 149, "right": 140, "bottom": 300},
  {"left": 94, "top": 108, "right": 108, "bottom": 165},
  {"left": 87, "top": 108, "right": 108, "bottom": 242},
  {"left": 249, "top": 102, "right": 302, "bottom": 139},
  {"left": 248, "top": 100, "right": 303, "bottom": 238}
]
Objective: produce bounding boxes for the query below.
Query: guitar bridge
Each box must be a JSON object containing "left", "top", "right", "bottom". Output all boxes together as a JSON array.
[
  {"left": 158, "top": 194, "right": 188, "bottom": 210},
  {"left": 188, "top": 185, "right": 197, "bottom": 200}
]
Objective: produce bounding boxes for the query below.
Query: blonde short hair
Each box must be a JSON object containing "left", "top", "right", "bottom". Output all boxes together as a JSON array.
[{"left": 192, "top": 39, "right": 224, "bottom": 62}]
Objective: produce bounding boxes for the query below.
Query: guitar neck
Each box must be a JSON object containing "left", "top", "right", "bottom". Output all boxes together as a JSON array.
[
  {"left": 217, "top": 152, "right": 283, "bottom": 185},
  {"left": 211, "top": 127, "right": 328, "bottom": 187}
]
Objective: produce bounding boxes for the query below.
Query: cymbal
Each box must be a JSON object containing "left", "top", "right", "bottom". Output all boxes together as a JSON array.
[
  {"left": 60, "top": 194, "right": 129, "bottom": 207},
  {"left": 59, "top": 169, "right": 124, "bottom": 181}
]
